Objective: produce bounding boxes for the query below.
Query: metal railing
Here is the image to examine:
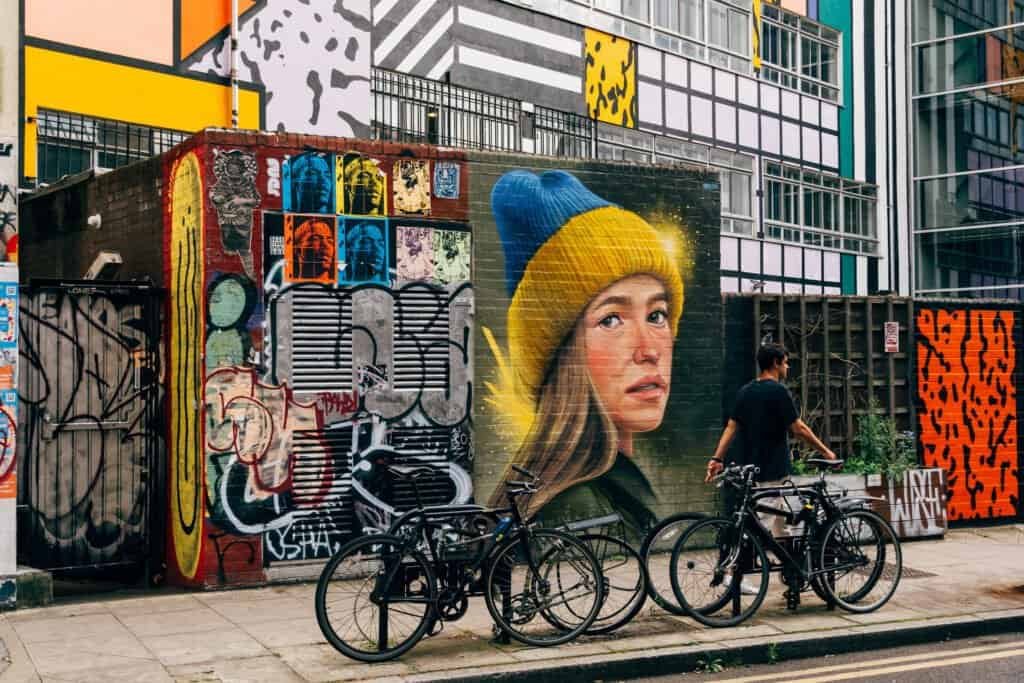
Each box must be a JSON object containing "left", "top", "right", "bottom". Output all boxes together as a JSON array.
[
  {"left": 372, "top": 69, "right": 523, "bottom": 152},
  {"left": 35, "top": 109, "right": 187, "bottom": 185}
]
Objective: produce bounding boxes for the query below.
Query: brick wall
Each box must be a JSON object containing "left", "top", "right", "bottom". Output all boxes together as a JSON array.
[
  {"left": 19, "top": 156, "right": 164, "bottom": 284},
  {"left": 915, "top": 302, "right": 1023, "bottom": 522}
]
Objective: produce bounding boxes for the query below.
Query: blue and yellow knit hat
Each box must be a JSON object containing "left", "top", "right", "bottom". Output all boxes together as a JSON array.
[{"left": 491, "top": 170, "right": 684, "bottom": 398}]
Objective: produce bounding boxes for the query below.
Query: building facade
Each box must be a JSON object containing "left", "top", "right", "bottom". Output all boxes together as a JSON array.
[
  {"left": 910, "top": 0, "right": 1024, "bottom": 299},
  {"left": 15, "top": 0, "right": 889, "bottom": 296}
]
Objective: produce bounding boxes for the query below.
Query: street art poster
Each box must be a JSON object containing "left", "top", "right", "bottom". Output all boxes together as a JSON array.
[
  {"left": 0, "top": 391, "right": 14, "bottom": 499},
  {"left": 0, "top": 273, "right": 16, "bottom": 390},
  {"left": 283, "top": 152, "right": 334, "bottom": 214},
  {"left": 585, "top": 28, "right": 637, "bottom": 128},
  {"left": 206, "top": 274, "right": 257, "bottom": 370},
  {"left": 340, "top": 218, "right": 389, "bottom": 285},
  {"left": 0, "top": 136, "right": 17, "bottom": 263},
  {"left": 917, "top": 308, "right": 1020, "bottom": 520},
  {"left": 433, "top": 229, "right": 471, "bottom": 284},
  {"left": 396, "top": 225, "right": 434, "bottom": 283},
  {"left": 338, "top": 153, "right": 387, "bottom": 216},
  {"left": 473, "top": 165, "right": 720, "bottom": 539},
  {"left": 209, "top": 149, "right": 261, "bottom": 277},
  {"left": 284, "top": 214, "right": 337, "bottom": 284},
  {"left": 393, "top": 159, "right": 431, "bottom": 216},
  {"left": 434, "top": 161, "right": 460, "bottom": 200}
]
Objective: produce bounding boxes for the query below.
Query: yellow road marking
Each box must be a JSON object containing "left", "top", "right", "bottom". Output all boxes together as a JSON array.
[
  {"left": 791, "top": 648, "right": 1024, "bottom": 682},
  {"left": 710, "top": 640, "right": 1024, "bottom": 683}
]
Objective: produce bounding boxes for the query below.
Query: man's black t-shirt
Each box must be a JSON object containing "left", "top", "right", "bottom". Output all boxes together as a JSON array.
[{"left": 729, "top": 379, "right": 799, "bottom": 482}]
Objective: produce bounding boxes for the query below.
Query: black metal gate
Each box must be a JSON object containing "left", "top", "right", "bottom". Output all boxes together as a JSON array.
[{"left": 17, "top": 280, "right": 163, "bottom": 576}]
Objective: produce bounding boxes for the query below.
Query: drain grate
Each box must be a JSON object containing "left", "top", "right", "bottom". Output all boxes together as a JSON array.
[{"left": 850, "top": 563, "right": 935, "bottom": 580}]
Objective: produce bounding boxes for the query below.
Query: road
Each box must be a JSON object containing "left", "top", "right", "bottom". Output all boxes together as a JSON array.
[{"left": 625, "top": 632, "right": 1024, "bottom": 682}]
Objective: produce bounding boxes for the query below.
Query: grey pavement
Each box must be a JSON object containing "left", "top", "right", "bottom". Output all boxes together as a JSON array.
[{"left": 0, "top": 525, "right": 1021, "bottom": 682}]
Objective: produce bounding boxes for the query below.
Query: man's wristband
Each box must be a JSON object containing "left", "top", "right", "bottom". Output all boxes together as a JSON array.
[{"left": 709, "top": 457, "right": 723, "bottom": 463}]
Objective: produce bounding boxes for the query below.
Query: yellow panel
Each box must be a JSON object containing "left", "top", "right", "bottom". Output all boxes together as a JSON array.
[
  {"left": 584, "top": 28, "right": 636, "bottom": 128},
  {"left": 23, "top": 46, "right": 260, "bottom": 177},
  {"left": 169, "top": 151, "right": 205, "bottom": 580}
]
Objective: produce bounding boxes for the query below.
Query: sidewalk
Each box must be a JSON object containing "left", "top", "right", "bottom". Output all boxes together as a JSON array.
[{"left": 0, "top": 525, "right": 1021, "bottom": 682}]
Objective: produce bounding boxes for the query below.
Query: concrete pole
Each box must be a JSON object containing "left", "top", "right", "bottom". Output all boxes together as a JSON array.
[{"left": 0, "top": 0, "right": 20, "bottom": 600}]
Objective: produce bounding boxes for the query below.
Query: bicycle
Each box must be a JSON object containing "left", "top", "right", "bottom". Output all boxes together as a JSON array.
[
  {"left": 669, "top": 460, "right": 902, "bottom": 628},
  {"left": 314, "top": 463, "right": 605, "bottom": 661},
  {"left": 553, "top": 513, "right": 648, "bottom": 635},
  {"left": 640, "top": 511, "right": 708, "bottom": 615}
]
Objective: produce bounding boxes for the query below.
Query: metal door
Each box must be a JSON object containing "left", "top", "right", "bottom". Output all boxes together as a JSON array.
[{"left": 17, "top": 281, "right": 163, "bottom": 575}]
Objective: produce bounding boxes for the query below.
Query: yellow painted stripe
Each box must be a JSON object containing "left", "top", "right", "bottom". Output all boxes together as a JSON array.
[
  {"left": 23, "top": 46, "right": 261, "bottom": 177},
  {"left": 712, "top": 640, "right": 1024, "bottom": 683},
  {"left": 793, "top": 648, "right": 1024, "bottom": 682}
]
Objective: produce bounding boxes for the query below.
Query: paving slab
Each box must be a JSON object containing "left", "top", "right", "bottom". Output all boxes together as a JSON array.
[
  {"left": 139, "top": 628, "right": 268, "bottom": 667},
  {"left": 169, "top": 655, "right": 305, "bottom": 682}
]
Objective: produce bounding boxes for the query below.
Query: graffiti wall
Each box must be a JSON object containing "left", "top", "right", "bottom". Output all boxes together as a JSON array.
[
  {"left": 917, "top": 307, "right": 1022, "bottom": 522},
  {"left": 21, "top": 0, "right": 371, "bottom": 181},
  {"left": 165, "top": 132, "right": 472, "bottom": 585},
  {"left": 17, "top": 284, "right": 163, "bottom": 572},
  {"left": 470, "top": 157, "right": 723, "bottom": 537}
]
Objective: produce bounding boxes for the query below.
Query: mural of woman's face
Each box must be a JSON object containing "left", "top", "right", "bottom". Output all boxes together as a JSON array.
[
  {"left": 296, "top": 221, "right": 335, "bottom": 277},
  {"left": 582, "top": 274, "right": 674, "bottom": 442}
]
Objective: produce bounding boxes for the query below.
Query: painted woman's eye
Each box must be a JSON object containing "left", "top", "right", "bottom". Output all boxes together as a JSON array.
[
  {"left": 599, "top": 314, "right": 623, "bottom": 329},
  {"left": 648, "top": 310, "right": 668, "bottom": 326}
]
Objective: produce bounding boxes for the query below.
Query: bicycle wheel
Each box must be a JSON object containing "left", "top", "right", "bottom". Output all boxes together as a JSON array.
[
  {"left": 640, "top": 512, "right": 707, "bottom": 614},
  {"left": 554, "top": 534, "right": 647, "bottom": 635},
  {"left": 484, "top": 529, "right": 604, "bottom": 647},
  {"left": 315, "top": 534, "right": 436, "bottom": 662},
  {"left": 816, "top": 509, "right": 901, "bottom": 613},
  {"left": 669, "top": 517, "right": 770, "bottom": 628}
]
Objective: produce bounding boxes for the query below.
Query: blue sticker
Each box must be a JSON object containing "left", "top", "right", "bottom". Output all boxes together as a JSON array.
[{"left": 434, "top": 162, "right": 460, "bottom": 199}]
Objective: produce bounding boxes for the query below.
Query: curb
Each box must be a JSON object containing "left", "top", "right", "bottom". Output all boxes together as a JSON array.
[{"left": 411, "top": 612, "right": 1024, "bottom": 682}]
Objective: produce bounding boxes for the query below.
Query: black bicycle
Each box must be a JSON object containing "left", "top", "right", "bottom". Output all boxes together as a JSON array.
[
  {"left": 669, "top": 461, "right": 902, "bottom": 628},
  {"left": 314, "top": 464, "right": 605, "bottom": 661},
  {"left": 640, "top": 511, "right": 708, "bottom": 614}
]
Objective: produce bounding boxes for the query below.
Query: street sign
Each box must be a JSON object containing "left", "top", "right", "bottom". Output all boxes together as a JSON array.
[{"left": 884, "top": 321, "right": 899, "bottom": 353}]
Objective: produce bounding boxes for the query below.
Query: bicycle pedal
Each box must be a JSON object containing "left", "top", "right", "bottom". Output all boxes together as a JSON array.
[{"left": 426, "top": 617, "right": 444, "bottom": 637}]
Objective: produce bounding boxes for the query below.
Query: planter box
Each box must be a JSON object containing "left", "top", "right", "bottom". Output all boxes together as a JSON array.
[{"left": 789, "top": 467, "right": 947, "bottom": 541}]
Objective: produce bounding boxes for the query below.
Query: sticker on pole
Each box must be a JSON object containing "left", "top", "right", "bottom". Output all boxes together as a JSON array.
[{"left": 884, "top": 321, "right": 899, "bottom": 353}]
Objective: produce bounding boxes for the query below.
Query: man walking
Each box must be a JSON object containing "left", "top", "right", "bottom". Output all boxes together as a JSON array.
[{"left": 706, "top": 343, "right": 836, "bottom": 486}]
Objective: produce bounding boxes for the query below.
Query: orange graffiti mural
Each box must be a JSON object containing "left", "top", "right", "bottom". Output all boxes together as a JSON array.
[{"left": 917, "top": 309, "right": 1020, "bottom": 520}]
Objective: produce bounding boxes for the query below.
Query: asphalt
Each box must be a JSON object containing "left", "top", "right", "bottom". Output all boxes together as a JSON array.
[{"left": 0, "top": 524, "right": 1020, "bottom": 682}]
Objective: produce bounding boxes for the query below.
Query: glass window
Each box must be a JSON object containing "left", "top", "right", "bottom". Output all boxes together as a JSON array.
[
  {"left": 913, "top": 0, "right": 1024, "bottom": 42},
  {"left": 721, "top": 171, "right": 752, "bottom": 216},
  {"left": 708, "top": 0, "right": 749, "bottom": 55},
  {"left": 914, "top": 88, "right": 1024, "bottom": 176},
  {"left": 623, "top": 0, "right": 649, "bottom": 22},
  {"left": 682, "top": 0, "right": 703, "bottom": 39},
  {"left": 917, "top": 168, "right": 1024, "bottom": 229},
  {"left": 916, "top": 226, "right": 1024, "bottom": 297},
  {"left": 654, "top": 0, "right": 679, "bottom": 31}
]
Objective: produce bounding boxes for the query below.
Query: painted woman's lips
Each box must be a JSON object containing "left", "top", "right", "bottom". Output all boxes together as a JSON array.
[{"left": 626, "top": 375, "right": 666, "bottom": 399}]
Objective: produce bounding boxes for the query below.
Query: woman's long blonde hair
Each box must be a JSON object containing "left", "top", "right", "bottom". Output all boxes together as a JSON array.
[{"left": 488, "top": 318, "right": 619, "bottom": 516}]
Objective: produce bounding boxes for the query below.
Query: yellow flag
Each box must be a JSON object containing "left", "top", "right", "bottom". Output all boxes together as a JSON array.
[{"left": 752, "top": 0, "right": 762, "bottom": 71}]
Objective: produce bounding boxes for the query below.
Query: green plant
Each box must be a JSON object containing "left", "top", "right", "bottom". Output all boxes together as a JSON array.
[
  {"left": 695, "top": 657, "right": 724, "bottom": 673},
  {"left": 844, "top": 400, "right": 917, "bottom": 480}
]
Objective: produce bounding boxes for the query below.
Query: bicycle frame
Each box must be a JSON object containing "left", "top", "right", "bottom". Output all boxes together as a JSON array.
[{"left": 726, "top": 474, "right": 860, "bottom": 585}]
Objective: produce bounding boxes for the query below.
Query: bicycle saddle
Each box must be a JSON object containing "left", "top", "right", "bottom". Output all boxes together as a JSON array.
[
  {"left": 804, "top": 458, "right": 843, "bottom": 468},
  {"left": 387, "top": 464, "right": 437, "bottom": 480}
]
